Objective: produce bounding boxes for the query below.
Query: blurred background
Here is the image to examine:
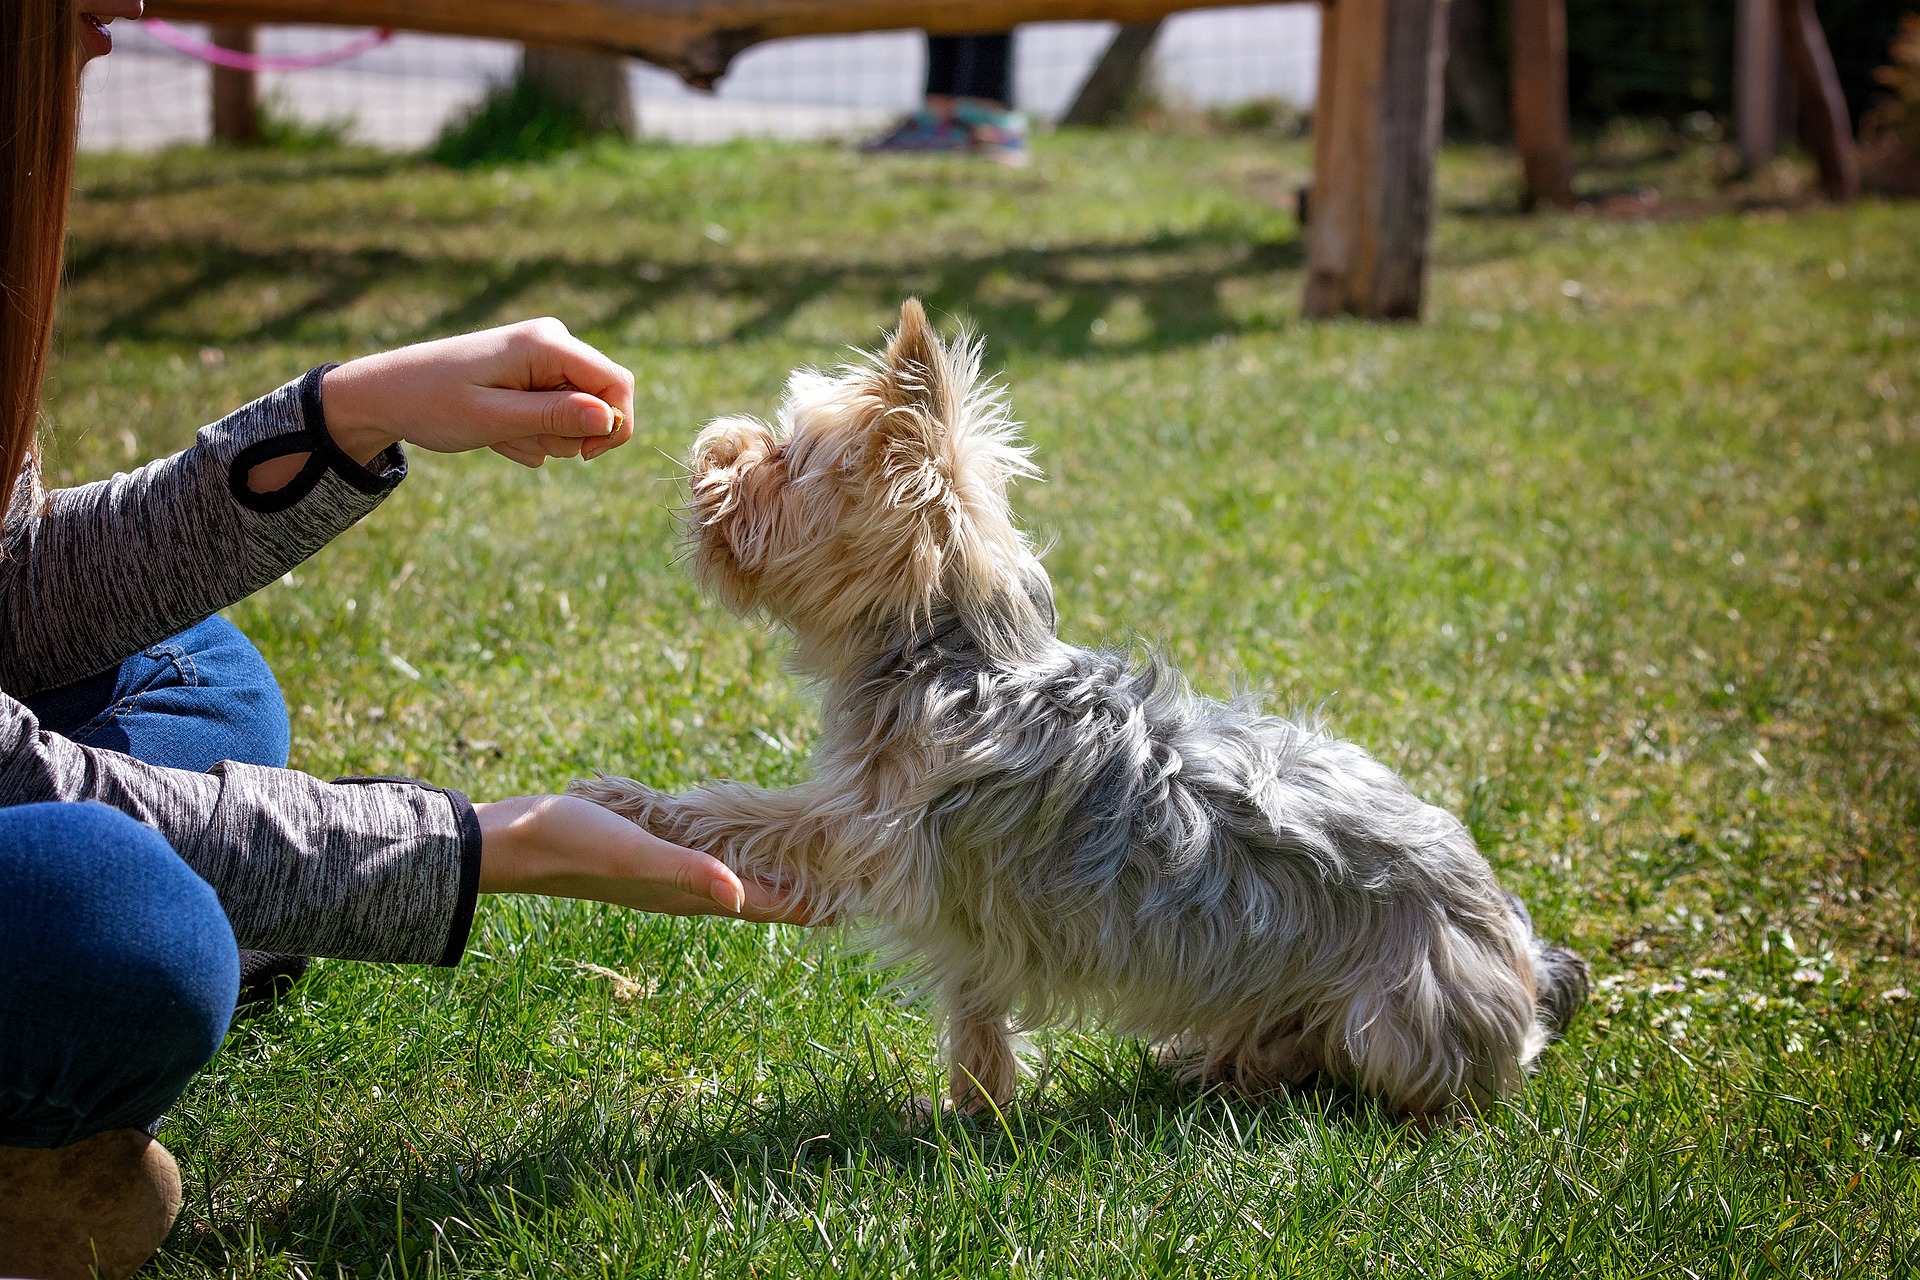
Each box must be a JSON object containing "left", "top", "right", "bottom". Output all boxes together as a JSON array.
[
  {"left": 82, "top": 2, "right": 1910, "bottom": 154},
  {"left": 80, "top": 11, "right": 1324, "bottom": 150}
]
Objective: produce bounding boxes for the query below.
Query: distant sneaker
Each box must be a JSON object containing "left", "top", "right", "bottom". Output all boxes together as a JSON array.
[
  {"left": 862, "top": 102, "right": 1029, "bottom": 166},
  {"left": 952, "top": 100, "right": 1030, "bottom": 167},
  {"left": 862, "top": 107, "right": 976, "bottom": 155}
]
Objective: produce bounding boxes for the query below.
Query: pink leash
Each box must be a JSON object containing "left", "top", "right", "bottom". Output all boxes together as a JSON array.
[{"left": 140, "top": 18, "right": 394, "bottom": 72}]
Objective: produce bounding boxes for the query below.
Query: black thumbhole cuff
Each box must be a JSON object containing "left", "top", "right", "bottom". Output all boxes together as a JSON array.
[
  {"left": 333, "top": 775, "right": 483, "bottom": 969},
  {"left": 439, "top": 788, "right": 484, "bottom": 967},
  {"left": 229, "top": 365, "right": 406, "bottom": 513}
]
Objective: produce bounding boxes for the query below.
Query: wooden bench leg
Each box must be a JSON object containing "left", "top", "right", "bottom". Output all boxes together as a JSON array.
[
  {"left": 1060, "top": 20, "right": 1163, "bottom": 128},
  {"left": 1777, "top": 0, "right": 1859, "bottom": 202}
]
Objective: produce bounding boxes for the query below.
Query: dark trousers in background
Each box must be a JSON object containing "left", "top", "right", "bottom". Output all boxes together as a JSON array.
[{"left": 926, "top": 34, "right": 1014, "bottom": 106}]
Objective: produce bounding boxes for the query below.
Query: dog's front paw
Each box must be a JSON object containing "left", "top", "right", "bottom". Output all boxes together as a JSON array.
[{"left": 567, "top": 775, "right": 672, "bottom": 829}]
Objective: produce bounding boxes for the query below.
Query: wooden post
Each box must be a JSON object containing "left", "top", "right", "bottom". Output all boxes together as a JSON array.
[
  {"left": 1777, "top": 0, "right": 1858, "bottom": 201},
  {"left": 520, "top": 45, "right": 637, "bottom": 136},
  {"left": 210, "top": 23, "right": 259, "bottom": 145},
  {"left": 1059, "top": 20, "right": 1162, "bottom": 127},
  {"left": 1736, "top": 0, "right": 1779, "bottom": 172},
  {"left": 1510, "top": 0, "right": 1572, "bottom": 209},
  {"left": 1302, "top": 0, "right": 1451, "bottom": 320}
]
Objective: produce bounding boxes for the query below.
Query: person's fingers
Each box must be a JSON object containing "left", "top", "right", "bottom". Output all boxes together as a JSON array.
[
  {"left": 469, "top": 387, "right": 622, "bottom": 445},
  {"left": 731, "top": 883, "right": 831, "bottom": 925},
  {"left": 630, "top": 887, "right": 747, "bottom": 917},
  {"left": 488, "top": 431, "right": 615, "bottom": 466},
  {"left": 323, "top": 321, "right": 639, "bottom": 461},
  {"left": 490, "top": 437, "right": 548, "bottom": 468},
  {"left": 627, "top": 827, "right": 746, "bottom": 913},
  {"left": 550, "top": 796, "right": 826, "bottom": 922},
  {"left": 581, "top": 412, "right": 634, "bottom": 461},
  {"left": 512, "top": 320, "right": 636, "bottom": 422},
  {"left": 615, "top": 828, "right": 819, "bottom": 922},
  {"left": 636, "top": 882, "right": 821, "bottom": 924},
  {"left": 534, "top": 432, "right": 586, "bottom": 460}
]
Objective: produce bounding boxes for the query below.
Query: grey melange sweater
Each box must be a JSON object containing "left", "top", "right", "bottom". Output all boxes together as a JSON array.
[{"left": 0, "top": 367, "right": 478, "bottom": 967}]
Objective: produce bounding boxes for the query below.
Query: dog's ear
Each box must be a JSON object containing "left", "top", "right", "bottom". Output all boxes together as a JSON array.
[{"left": 877, "top": 298, "right": 955, "bottom": 434}]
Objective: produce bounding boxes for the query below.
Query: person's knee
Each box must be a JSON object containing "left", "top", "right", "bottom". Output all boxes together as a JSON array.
[
  {"left": 0, "top": 805, "right": 239, "bottom": 1144},
  {"left": 64, "top": 805, "right": 240, "bottom": 1052},
  {"left": 175, "top": 615, "right": 291, "bottom": 768}
]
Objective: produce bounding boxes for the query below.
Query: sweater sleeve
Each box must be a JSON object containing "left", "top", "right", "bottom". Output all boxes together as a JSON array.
[
  {"left": 0, "top": 690, "right": 481, "bottom": 965},
  {"left": 0, "top": 366, "right": 404, "bottom": 698}
]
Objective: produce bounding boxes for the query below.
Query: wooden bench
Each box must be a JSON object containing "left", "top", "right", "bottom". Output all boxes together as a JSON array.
[{"left": 143, "top": 0, "right": 1463, "bottom": 320}]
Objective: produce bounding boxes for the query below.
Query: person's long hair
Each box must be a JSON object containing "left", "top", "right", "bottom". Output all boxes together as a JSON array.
[{"left": 0, "top": 0, "right": 79, "bottom": 520}]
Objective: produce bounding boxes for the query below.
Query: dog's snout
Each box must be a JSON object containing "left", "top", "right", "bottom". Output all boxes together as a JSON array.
[{"left": 692, "top": 417, "right": 779, "bottom": 478}]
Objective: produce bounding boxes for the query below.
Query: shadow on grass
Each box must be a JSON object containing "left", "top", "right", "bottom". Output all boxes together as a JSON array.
[
  {"left": 65, "top": 229, "right": 1306, "bottom": 360},
  {"left": 162, "top": 1049, "right": 1384, "bottom": 1269},
  {"left": 73, "top": 148, "right": 418, "bottom": 205},
  {"left": 632, "top": 1045, "right": 1378, "bottom": 1192}
]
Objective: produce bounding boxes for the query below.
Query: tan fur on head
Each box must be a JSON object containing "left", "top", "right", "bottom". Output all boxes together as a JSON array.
[{"left": 685, "top": 299, "right": 1041, "bottom": 674}]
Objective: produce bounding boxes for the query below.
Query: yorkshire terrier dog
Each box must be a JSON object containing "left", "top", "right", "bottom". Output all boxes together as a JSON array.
[{"left": 574, "top": 301, "right": 1588, "bottom": 1118}]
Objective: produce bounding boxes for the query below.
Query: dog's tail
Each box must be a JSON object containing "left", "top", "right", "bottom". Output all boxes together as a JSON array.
[{"left": 1507, "top": 893, "right": 1591, "bottom": 1040}]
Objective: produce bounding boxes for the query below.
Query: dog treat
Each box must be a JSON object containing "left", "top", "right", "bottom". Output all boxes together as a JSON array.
[{"left": 574, "top": 299, "right": 1588, "bottom": 1120}]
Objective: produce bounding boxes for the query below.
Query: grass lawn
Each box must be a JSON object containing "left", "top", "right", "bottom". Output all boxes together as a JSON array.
[{"left": 48, "top": 127, "right": 1920, "bottom": 1276}]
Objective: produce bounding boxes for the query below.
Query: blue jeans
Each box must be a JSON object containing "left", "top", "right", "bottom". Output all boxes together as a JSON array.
[{"left": 0, "top": 616, "right": 291, "bottom": 1147}]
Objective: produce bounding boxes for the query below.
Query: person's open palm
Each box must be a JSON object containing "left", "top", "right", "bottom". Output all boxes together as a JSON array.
[{"left": 475, "top": 795, "right": 822, "bottom": 924}]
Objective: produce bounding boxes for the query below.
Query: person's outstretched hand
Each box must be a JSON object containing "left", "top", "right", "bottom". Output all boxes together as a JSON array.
[
  {"left": 320, "top": 318, "right": 636, "bottom": 469},
  {"left": 474, "top": 794, "right": 816, "bottom": 924}
]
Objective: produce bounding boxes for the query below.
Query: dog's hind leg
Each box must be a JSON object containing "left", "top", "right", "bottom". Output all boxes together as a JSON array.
[{"left": 1336, "top": 940, "right": 1537, "bottom": 1118}]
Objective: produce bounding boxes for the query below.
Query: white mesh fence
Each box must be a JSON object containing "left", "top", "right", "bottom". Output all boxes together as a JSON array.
[{"left": 80, "top": 8, "right": 1319, "bottom": 153}]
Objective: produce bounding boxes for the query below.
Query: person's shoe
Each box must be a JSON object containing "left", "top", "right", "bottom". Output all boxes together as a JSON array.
[
  {"left": 951, "top": 100, "right": 1030, "bottom": 167},
  {"left": 232, "top": 949, "right": 310, "bottom": 1023},
  {"left": 0, "top": 1129, "right": 183, "bottom": 1280},
  {"left": 861, "top": 107, "right": 978, "bottom": 155}
]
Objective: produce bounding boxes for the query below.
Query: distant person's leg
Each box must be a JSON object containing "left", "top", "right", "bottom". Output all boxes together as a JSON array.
[
  {"left": 866, "top": 33, "right": 1027, "bottom": 163},
  {"left": 927, "top": 32, "right": 1013, "bottom": 111},
  {"left": 22, "top": 614, "right": 309, "bottom": 1010},
  {"left": 931, "top": 34, "right": 1026, "bottom": 164}
]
